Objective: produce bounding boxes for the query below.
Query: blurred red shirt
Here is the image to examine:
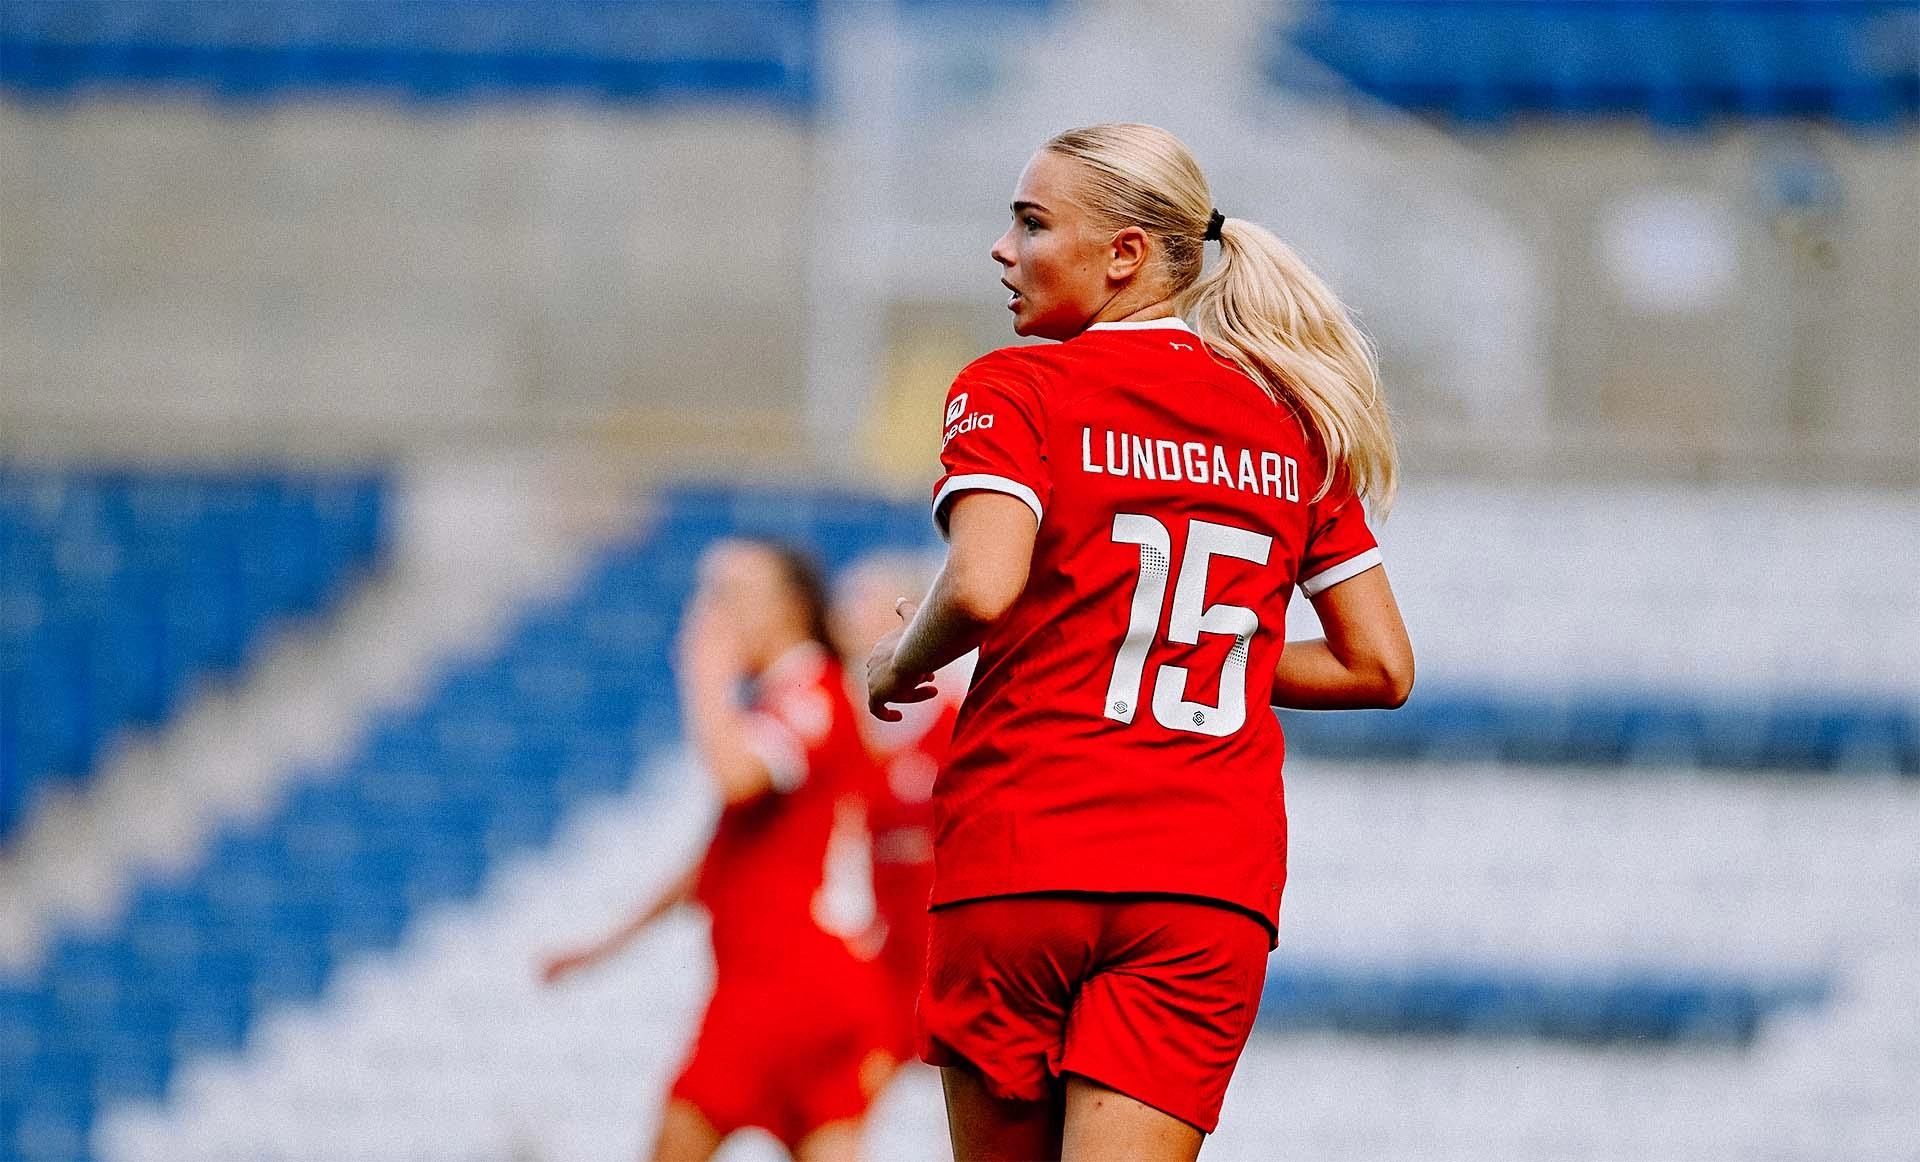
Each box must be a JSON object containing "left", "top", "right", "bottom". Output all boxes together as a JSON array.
[
  {"left": 696, "top": 642, "right": 885, "bottom": 987},
  {"left": 857, "top": 672, "right": 963, "bottom": 1045}
]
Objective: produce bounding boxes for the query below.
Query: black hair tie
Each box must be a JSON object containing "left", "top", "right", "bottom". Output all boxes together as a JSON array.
[{"left": 1203, "top": 209, "right": 1225, "bottom": 242}]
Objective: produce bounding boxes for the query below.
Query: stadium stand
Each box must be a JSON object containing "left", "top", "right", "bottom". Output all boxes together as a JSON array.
[
  {"left": 0, "top": 468, "right": 387, "bottom": 844},
  {"left": 0, "top": 485, "right": 908, "bottom": 1161},
  {"left": 0, "top": 0, "right": 818, "bottom": 107},
  {"left": 6, "top": 0, "right": 1915, "bottom": 1157},
  {"left": 1273, "top": 0, "right": 1920, "bottom": 128},
  {"left": 3, "top": 482, "right": 1886, "bottom": 1161},
  {"left": 101, "top": 747, "right": 1907, "bottom": 1162}
]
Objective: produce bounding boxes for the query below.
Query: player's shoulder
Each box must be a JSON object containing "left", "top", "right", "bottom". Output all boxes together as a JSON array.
[{"left": 954, "top": 343, "right": 1069, "bottom": 393}]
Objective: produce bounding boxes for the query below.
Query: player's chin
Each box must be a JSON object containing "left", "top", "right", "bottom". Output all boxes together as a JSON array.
[
  {"left": 1011, "top": 306, "right": 1070, "bottom": 340},
  {"left": 1008, "top": 302, "right": 1037, "bottom": 336}
]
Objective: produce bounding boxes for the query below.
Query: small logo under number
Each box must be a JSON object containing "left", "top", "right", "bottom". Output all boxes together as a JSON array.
[
  {"left": 1192, "top": 710, "right": 1206, "bottom": 725},
  {"left": 1112, "top": 700, "right": 1129, "bottom": 715}
]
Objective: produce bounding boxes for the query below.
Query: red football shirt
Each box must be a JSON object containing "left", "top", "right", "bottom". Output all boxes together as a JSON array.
[
  {"left": 856, "top": 672, "right": 962, "bottom": 1048},
  {"left": 927, "top": 318, "right": 1382, "bottom": 934},
  {"left": 695, "top": 642, "right": 883, "bottom": 983},
  {"left": 861, "top": 675, "right": 963, "bottom": 865}
]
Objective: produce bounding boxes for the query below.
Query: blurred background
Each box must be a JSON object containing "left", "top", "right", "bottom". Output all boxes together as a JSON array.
[{"left": 1, "top": 2, "right": 1915, "bottom": 1160}]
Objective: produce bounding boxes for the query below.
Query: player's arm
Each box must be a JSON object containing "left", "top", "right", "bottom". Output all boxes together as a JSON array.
[
  {"left": 676, "top": 595, "right": 778, "bottom": 804},
  {"left": 537, "top": 862, "right": 697, "bottom": 985},
  {"left": 1272, "top": 565, "right": 1414, "bottom": 710},
  {"left": 868, "top": 491, "right": 1036, "bottom": 720}
]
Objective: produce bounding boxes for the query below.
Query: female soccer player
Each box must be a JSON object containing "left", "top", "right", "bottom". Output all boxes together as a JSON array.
[
  {"left": 542, "top": 539, "right": 892, "bottom": 1162},
  {"left": 867, "top": 123, "right": 1415, "bottom": 1161},
  {"left": 830, "top": 554, "right": 968, "bottom": 1066}
]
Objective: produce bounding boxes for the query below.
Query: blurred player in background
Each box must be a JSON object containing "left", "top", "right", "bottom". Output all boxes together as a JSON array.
[
  {"left": 829, "top": 554, "right": 970, "bottom": 1070},
  {"left": 541, "top": 539, "right": 892, "bottom": 1162},
  {"left": 867, "top": 123, "right": 1415, "bottom": 1161}
]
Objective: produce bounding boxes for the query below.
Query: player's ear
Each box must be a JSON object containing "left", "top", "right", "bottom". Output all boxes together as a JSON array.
[{"left": 1107, "top": 225, "right": 1150, "bottom": 283}]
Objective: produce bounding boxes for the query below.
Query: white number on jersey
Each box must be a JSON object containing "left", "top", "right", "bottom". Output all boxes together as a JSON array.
[{"left": 1104, "top": 514, "right": 1273, "bottom": 737}]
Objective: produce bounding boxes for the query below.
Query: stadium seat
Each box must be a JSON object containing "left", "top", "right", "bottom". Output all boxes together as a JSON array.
[
  {"left": 9, "top": 1074, "right": 93, "bottom": 1162},
  {"left": 1274, "top": 0, "right": 1920, "bottom": 129},
  {"left": 0, "top": 0, "right": 821, "bottom": 108},
  {"left": 0, "top": 482, "right": 1905, "bottom": 1156},
  {"left": 0, "top": 468, "right": 391, "bottom": 846}
]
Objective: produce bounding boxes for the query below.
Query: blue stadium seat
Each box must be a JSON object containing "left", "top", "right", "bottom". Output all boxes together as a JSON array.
[
  {"left": 169, "top": 973, "right": 253, "bottom": 1056},
  {"left": 0, "top": 468, "right": 391, "bottom": 845},
  {"left": 329, "top": 881, "right": 412, "bottom": 958},
  {"left": 88, "top": 1024, "right": 173, "bottom": 1105},
  {"left": 252, "top": 938, "right": 333, "bottom": 1008},
  {"left": 485, "top": 793, "right": 565, "bottom": 855},
  {"left": 1621, "top": 705, "right": 1707, "bottom": 767},
  {"left": 1260, "top": 960, "right": 1818, "bottom": 1045},
  {"left": 0, "top": 0, "right": 821, "bottom": 108},
  {"left": 1493, "top": 698, "right": 1575, "bottom": 765},
  {"left": 1274, "top": 0, "right": 1920, "bottom": 129},
  {"left": 0, "top": 985, "right": 50, "bottom": 1079},
  {"left": 8, "top": 1073, "right": 94, "bottom": 1162},
  {"left": 1417, "top": 697, "right": 1506, "bottom": 763}
]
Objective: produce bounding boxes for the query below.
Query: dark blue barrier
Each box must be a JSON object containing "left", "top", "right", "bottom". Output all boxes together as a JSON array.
[
  {"left": 1277, "top": 691, "right": 1918, "bottom": 775},
  {"left": 1262, "top": 961, "right": 1827, "bottom": 1046}
]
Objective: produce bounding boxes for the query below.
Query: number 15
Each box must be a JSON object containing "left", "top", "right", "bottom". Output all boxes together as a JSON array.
[{"left": 1104, "top": 513, "right": 1273, "bottom": 737}]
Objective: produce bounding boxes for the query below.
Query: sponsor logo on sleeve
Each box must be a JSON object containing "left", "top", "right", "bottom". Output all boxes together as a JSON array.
[{"left": 943, "top": 392, "right": 996, "bottom": 445}]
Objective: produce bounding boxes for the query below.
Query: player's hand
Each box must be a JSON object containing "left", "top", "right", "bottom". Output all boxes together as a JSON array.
[
  {"left": 537, "top": 944, "right": 604, "bottom": 986},
  {"left": 866, "top": 597, "right": 938, "bottom": 721}
]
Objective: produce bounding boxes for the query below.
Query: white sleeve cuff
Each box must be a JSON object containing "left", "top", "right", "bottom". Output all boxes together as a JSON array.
[
  {"left": 1299, "top": 547, "right": 1383, "bottom": 597},
  {"left": 932, "top": 474, "right": 1044, "bottom": 539},
  {"left": 743, "top": 714, "right": 808, "bottom": 792}
]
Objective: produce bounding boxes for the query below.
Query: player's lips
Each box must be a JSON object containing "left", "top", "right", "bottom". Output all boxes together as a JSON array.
[{"left": 1002, "top": 279, "right": 1023, "bottom": 310}]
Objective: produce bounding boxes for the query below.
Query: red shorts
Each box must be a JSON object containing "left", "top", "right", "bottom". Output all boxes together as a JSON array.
[
  {"left": 917, "top": 894, "right": 1270, "bottom": 1134},
  {"left": 670, "top": 981, "right": 890, "bottom": 1149}
]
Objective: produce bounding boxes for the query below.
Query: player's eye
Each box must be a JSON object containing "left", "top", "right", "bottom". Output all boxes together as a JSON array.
[{"left": 1022, "top": 216, "right": 1042, "bottom": 232}]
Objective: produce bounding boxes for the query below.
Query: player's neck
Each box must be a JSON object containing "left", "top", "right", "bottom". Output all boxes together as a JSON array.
[{"left": 1089, "top": 294, "right": 1181, "bottom": 329}]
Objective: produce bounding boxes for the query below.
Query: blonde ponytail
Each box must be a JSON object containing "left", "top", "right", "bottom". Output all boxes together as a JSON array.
[
  {"left": 1181, "top": 218, "right": 1396, "bottom": 513},
  {"left": 1043, "top": 123, "right": 1398, "bottom": 514}
]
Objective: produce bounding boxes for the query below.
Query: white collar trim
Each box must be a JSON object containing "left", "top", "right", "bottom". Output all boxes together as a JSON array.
[{"left": 1086, "top": 316, "right": 1194, "bottom": 333}]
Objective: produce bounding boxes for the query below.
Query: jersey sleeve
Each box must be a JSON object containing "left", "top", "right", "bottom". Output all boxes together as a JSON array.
[
  {"left": 743, "top": 711, "right": 809, "bottom": 792},
  {"left": 744, "top": 680, "right": 836, "bottom": 794},
  {"left": 1298, "top": 486, "right": 1383, "bottom": 597},
  {"left": 930, "top": 353, "right": 1050, "bottom": 539}
]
